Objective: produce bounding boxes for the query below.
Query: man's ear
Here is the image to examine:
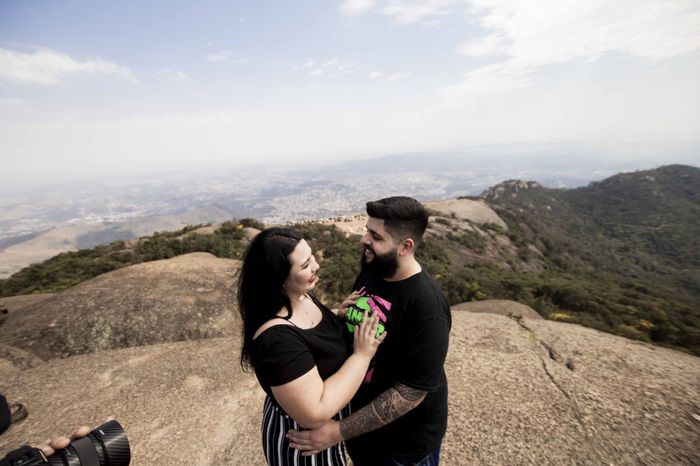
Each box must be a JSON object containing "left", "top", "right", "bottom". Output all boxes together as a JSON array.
[{"left": 399, "top": 238, "right": 415, "bottom": 256}]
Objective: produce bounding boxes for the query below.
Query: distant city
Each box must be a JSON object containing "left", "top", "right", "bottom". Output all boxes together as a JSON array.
[{"left": 1, "top": 149, "right": 697, "bottom": 245}]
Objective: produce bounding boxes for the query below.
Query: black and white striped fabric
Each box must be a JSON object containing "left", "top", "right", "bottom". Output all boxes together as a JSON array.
[{"left": 261, "top": 396, "right": 350, "bottom": 466}]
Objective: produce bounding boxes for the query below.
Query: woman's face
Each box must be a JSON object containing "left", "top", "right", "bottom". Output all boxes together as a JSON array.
[{"left": 284, "top": 239, "right": 320, "bottom": 295}]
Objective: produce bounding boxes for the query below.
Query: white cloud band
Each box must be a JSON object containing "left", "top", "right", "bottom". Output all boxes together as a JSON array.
[{"left": 0, "top": 47, "right": 137, "bottom": 85}]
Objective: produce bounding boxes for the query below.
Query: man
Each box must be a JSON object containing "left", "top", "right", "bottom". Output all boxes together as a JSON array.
[{"left": 288, "top": 196, "right": 451, "bottom": 465}]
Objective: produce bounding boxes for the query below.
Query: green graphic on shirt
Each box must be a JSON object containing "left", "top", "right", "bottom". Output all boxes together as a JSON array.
[{"left": 345, "top": 296, "right": 386, "bottom": 338}]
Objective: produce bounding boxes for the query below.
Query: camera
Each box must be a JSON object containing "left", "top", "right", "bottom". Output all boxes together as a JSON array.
[{"left": 0, "top": 419, "right": 130, "bottom": 466}]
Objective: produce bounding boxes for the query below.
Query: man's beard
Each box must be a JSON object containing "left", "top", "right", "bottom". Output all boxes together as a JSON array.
[{"left": 361, "top": 246, "right": 399, "bottom": 278}]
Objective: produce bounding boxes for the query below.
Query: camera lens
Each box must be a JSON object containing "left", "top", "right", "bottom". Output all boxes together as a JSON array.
[{"left": 48, "top": 420, "right": 130, "bottom": 466}]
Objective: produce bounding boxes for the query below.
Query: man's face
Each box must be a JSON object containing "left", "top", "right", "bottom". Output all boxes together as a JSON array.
[{"left": 361, "top": 217, "right": 399, "bottom": 278}]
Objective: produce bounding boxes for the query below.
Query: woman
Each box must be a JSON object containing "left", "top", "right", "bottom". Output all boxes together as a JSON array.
[{"left": 238, "top": 227, "right": 385, "bottom": 466}]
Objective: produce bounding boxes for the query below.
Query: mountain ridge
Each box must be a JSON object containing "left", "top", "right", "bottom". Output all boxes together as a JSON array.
[{"left": 1, "top": 164, "right": 698, "bottom": 355}]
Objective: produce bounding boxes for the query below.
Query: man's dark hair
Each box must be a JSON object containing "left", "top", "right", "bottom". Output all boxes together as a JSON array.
[{"left": 366, "top": 196, "right": 429, "bottom": 247}]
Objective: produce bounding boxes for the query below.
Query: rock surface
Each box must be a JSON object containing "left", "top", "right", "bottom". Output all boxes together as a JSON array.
[
  {"left": 444, "top": 312, "right": 699, "bottom": 465},
  {"left": 426, "top": 198, "right": 508, "bottom": 230},
  {"left": 0, "top": 294, "right": 55, "bottom": 314},
  {"left": 2, "top": 313, "right": 698, "bottom": 464},
  {"left": 452, "top": 299, "right": 543, "bottom": 320},
  {"left": 1, "top": 255, "right": 698, "bottom": 465},
  {"left": 0, "top": 253, "right": 239, "bottom": 360},
  {"left": 0, "top": 337, "right": 262, "bottom": 465}
]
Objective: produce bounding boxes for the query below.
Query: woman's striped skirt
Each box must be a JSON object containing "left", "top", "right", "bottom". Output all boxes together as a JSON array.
[{"left": 261, "top": 395, "right": 350, "bottom": 466}]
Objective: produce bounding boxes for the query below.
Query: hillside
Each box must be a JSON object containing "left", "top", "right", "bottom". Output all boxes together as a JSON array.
[
  {"left": 0, "top": 260, "right": 698, "bottom": 464},
  {"left": 0, "top": 205, "right": 235, "bottom": 279},
  {"left": 0, "top": 165, "right": 697, "bottom": 355},
  {"left": 475, "top": 164, "right": 700, "bottom": 354}
]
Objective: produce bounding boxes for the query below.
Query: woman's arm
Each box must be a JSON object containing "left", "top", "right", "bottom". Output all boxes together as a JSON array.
[{"left": 271, "top": 315, "right": 385, "bottom": 428}]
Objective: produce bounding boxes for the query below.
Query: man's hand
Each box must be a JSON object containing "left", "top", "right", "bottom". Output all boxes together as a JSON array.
[
  {"left": 36, "top": 426, "right": 90, "bottom": 457},
  {"left": 35, "top": 417, "right": 114, "bottom": 457},
  {"left": 287, "top": 420, "right": 343, "bottom": 456}
]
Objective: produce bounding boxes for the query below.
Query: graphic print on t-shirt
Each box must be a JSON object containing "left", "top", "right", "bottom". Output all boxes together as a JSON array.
[{"left": 353, "top": 287, "right": 391, "bottom": 383}]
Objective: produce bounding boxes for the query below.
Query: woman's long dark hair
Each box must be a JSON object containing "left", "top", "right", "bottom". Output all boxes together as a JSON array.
[{"left": 237, "top": 227, "right": 303, "bottom": 370}]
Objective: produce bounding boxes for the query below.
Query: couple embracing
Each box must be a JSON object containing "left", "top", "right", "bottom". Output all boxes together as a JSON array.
[{"left": 238, "top": 196, "right": 451, "bottom": 466}]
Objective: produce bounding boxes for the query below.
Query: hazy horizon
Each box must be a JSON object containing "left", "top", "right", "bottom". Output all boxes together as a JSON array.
[
  {"left": 1, "top": 1, "right": 699, "bottom": 189},
  {"left": 1, "top": 141, "right": 699, "bottom": 195}
]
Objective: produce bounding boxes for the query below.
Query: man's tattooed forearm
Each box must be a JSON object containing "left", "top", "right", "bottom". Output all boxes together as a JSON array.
[
  {"left": 395, "top": 383, "right": 426, "bottom": 401},
  {"left": 339, "top": 383, "right": 427, "bottom": 440}
]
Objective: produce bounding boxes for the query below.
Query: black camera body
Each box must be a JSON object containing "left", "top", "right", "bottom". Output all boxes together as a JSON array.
[
  {"left": 0, "top": 420, "right": 130, "bottom": 466},
  {"left": 0, "top": 445, "right": 48, "bottom": 466}
]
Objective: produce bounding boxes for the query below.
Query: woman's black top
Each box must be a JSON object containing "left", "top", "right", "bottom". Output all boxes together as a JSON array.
[{"left": 251, "top": 298, "right": 352, "bottom": 408}]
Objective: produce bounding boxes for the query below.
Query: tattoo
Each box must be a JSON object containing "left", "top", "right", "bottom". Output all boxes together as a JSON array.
[
  {"left": 340, "top": 383, "right": 427, "bottom": 441},
  {"left": 395, "top": 383, "right": 426, "bottom": 401}
]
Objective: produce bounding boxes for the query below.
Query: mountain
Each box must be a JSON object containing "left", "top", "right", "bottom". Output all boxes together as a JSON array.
[
  {"left": 1, "top": 165, "right": 697, "bottom": 355},
  {"left": 482, "top": 164, "right": 699, "bottom": 271},
  {"left": 474, "top": 164, "right": 700, "bottom": 354},
  {"left": 1, "top": 254, "right": 698, "bottom": 464}
]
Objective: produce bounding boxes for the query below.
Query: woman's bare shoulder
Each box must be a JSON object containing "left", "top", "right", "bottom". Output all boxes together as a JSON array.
[{"left": 253, "top": 317, "right": 294, "bottom": 340}]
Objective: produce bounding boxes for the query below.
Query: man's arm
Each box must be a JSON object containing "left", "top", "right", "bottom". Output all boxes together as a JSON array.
[
  {"left": 286, "top": 383, "right": 427, "bottom": 454},
  {"left": 341, "top": 382, "right": 426, "bottom": 440}
]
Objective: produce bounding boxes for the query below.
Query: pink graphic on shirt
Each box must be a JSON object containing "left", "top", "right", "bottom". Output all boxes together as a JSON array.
[
  {"left": 371, "top": 295, "right": 392, "bottom": 311},
  {"left": 367, "top": 300, "right": 387, "bottom": 321},
  {"left": 355, "top": 287, "right": 392, "bottom": 383},
  {"left": 357, "top": 288, "right": 391, "bottom": 323}
]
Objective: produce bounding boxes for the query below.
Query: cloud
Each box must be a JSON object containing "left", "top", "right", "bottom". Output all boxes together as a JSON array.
[
  {"left": 369, "top": 70, "right": 412, "bottom": 81},
  {"left": 441, "top": 62, "right": 533, "bottom": 98},
  {"left": 386, "top": 72, "right": 412, "bottom": 81},
  {"left": 458, "top": 32, "right": 508, "bottom": 57},
  {"left": 207, "top": 50, "right": 231, "bottom": 62},
  {"left": 159, "top": 70, "right": 190, "bottom": 83},
  {"left": 341, "top": 0, "right": 700, "bottom": 96},
  {"left": 0, "top": 47, "right": 138, "bottom": 85},
  {"left": 381, "top": 0, "right": 461, "bottom": 24},
  {"left": 306, "top": 57, "right": 357, "bottom": 77},
  {"left": 0, "top": 98, "right": 25, "bottom": 108},
  {"left": 461, "top": 0, "right": 700, "bottom": 63},
  {"left": 341, "top": 0, "right": 461, "bottom": 26},
  {"left": 446, "top": 0, "right": 700, "bottom": 98},
  {"left": 206, "top": 50, "right": 249, "bottom": 64},
  {"left": 341, "top": 0, "right": 377, "bottom": 15}
]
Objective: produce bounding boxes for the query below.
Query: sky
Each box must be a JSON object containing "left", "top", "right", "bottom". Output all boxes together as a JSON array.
[{"left": 1, "top": 0, "right": 699, "bottom": 188}]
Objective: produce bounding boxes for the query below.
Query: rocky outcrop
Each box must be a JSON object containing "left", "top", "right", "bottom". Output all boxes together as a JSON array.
[
  {"left": 426, "top": 198, "right": 508, "bottom": 230},
  {"left": 424, "top": 198, "right": 546, "bottom": 273},
  {"left": 452, "top": 299, "right": 543, "bottom": 320},
  {"left": 443, "top": 312, "right": 699, "bottom": 464},
  {"left": 0, "top": 294, "right": 55, "bottom": 314},
  {"left": 0, "top": 253, "right": 239, "bottom": 360},
  {"left": 0, "top": 336, "right": 262, "bottom": 465},
  {"left": 481, "top": 179, "right": 543, "bottom": 201},
  {"left": 1, "top": 308, "right": 698, "bottom": 465}
]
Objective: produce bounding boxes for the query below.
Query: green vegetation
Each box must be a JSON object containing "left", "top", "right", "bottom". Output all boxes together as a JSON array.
[
  {"left": 292, "top": 224, "right": 361, "bottom": 306},
  {"left": 476, "top": 164, "right": 700, "bottom": 355},
  {"left": 446, "top": 230, "right": 486, "bottom": 253},
  {"left": 0, "top": 222, "right": 250, "bottom": 297},
  {"left": 1, "top": 164, "right": 698, "bottom": 355}
]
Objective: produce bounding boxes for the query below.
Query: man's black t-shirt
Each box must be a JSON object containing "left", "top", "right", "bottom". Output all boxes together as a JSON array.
[
  {"left": 251, "top": 299, "right": 352, "bottom": 408},
  {"left": 346, "top": 269, "right": 451, "bottom": 460}
]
